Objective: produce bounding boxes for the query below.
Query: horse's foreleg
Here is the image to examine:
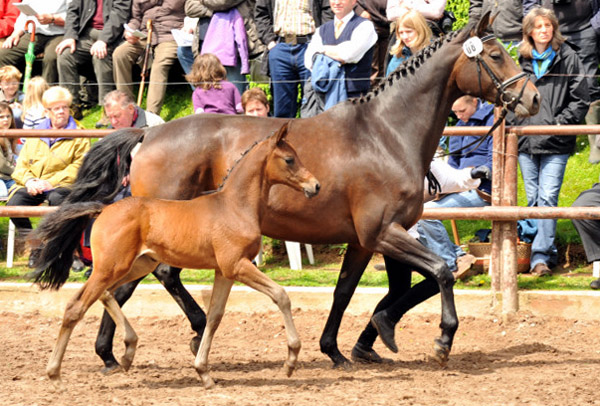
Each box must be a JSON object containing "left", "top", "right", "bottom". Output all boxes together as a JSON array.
[
  {"left": 320, "top": 244, "right": 372, "bottom": 369},
  {"left": 194, "top": 271, "right": 233, "bottom": 389},
  {"left": 47, "top": 280, "right": 108, "bottom": 384},
  {"left": 153, "top": 264, "right": 207, "bottom": 355},
  {"left": 373, "top": 223, "right": 458, "bottom": 366},
  {"left": 234, "top": 259, "right": 301, "bottom": 377},
  {"left": 96, "top": 277, "right": 143, "bottom": 374},
  {"left": 99, "top": 291, "right": 138, "bottom": 372}
]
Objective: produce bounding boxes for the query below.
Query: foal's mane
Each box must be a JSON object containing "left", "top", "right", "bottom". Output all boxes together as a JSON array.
[
  {"left": 199, "top": 129, "right": 278, "bottom": 196},
  {"left": 350, "top": 26, "right": 469, "bottom": 106}
]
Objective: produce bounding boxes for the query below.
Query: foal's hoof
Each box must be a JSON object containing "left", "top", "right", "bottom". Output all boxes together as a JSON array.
[
  {"left": 101, "top": 363, "right": 123, "bottom": 376},
  {"left": 200, "top": 374, "right": 216, "bottom": 389},
  {"left": 351, "top": 342, "right": 384, "bottom": 364},
  {"left": 190, "top": 336, "right": 202, "bottom": 356},
  {"left": 431, "top": 338, "right": 450, "bottom": 367},
  {"left": 283, "top": 361, "right": 296, "bottom": 377}
]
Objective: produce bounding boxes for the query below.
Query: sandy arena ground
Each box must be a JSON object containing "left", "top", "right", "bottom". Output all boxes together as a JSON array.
[{"left": 2, "top": 305, "right": 600, "bottom": 406}]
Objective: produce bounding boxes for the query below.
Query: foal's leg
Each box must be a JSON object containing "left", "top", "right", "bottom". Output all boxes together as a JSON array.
[
  {"left": 194, "top": 272, "right": 234, "bottom": 389},
  {"left": 320, "top": 244, "right": 372, "bottom": 368},
  {"left": 99, "top": 291, "right": 138, "bottom": 371},
  {"left": 371, "top": 223, "right": 458, "bottom": 366},
  {"left": 153, "top": 264, "right": 207, "bottom": 354},
  {"left": 47, "top": 279, "right": 111, "bottom": 384},
  {"left": 234, "top": 259, "right": 301, "bottom": 377}
]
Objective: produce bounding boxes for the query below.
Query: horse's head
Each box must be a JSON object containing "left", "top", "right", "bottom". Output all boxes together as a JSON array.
[
  {"left": 453, "top": 12, "right": 540, "bottom": 117},
  {"left": 266, "top": 121, "right": 321, "bottom": 198}
]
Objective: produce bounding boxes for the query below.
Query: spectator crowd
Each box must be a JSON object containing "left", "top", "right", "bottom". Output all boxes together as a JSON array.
[{"left": 0, "top": 0, "right": 599, "bottom": 287}]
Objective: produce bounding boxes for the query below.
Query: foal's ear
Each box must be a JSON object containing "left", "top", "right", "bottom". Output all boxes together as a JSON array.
[
  {"left": 473, "top": 10, "right": 492, "bottom": 38},
  {"left": 274, "top": 121, "right": 291, "bottom": 145}
]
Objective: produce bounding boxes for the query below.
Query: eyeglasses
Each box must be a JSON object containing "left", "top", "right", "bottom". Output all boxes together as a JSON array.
[
  {"left": 49, "top": 105, "right": 70, "bottom": 113},
  {"left": 0, "top": 114, "right": 11, "bottom": 120}
]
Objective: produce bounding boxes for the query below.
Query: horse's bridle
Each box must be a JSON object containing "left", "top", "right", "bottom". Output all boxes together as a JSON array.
[{"left": 472, "top": 34, "right": 529, "bottom": 111}]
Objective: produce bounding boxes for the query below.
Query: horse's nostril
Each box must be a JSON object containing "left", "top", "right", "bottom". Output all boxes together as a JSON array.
[{"left": 315, "top": 183, "right": 321, "bottom": 192}]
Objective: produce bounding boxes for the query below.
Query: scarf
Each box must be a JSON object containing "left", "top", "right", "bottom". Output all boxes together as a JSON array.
[{"left": 531, "top": 47, "right": 556, "bottom": 79}]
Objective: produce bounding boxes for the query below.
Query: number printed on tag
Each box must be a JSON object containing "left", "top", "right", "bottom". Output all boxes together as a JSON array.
[{"left": 463, "top": 37, "right": 483, "bottom": 58}]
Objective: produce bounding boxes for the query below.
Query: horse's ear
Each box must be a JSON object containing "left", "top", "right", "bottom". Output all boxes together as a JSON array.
[
  {"left": 473, "top": 10, "right": 492, "bottom": 37},
  {"left": 274, "top": 121, "right": 291, "bottom": 144}
]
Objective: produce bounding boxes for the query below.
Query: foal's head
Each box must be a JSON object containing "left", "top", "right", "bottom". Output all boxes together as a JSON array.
[{"left": 265, "top": 122, "right": 321, "bottom": 198}]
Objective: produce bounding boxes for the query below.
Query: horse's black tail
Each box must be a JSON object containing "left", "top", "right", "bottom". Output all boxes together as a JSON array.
[
  {"left": 64, "top": 127, "right": 145, "bottom": 204},
  {"left": 29, "top": 202, "right": 105, "bottom": 290}
]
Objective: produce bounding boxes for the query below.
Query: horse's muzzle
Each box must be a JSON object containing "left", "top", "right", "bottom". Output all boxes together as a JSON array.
[{"left": 303, "top": 181, "right": 321, "bottom": 198}]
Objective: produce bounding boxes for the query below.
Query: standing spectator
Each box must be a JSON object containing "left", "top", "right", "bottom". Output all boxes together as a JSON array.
[
  {"left": 304, "top": 0, "right": 376, "bottom": 103},
  {"left": 0, "top": 101, "right": 16, "bottom": 197},
  {"left": 572, "top": 183, "right": 600, "bottom": 290},
  {"left": 54, "top": 0, "right": 131, "bottom": 120},
  {"left": 386, "top": 9, "right": 431, "bottom": 76},
  {"left": 255, "top": 0, "right": 333, "bottom": 118},
  {"left": 201, "top": 7, "right": 249, "bottom": 95},
  {"left": 415, "top": 96, "right": 494, "bottom": 280},
  {"left": 186, "top": 52, "right": 243, "bottom": 114},
  {"left": 113, "top": 0, "right": 185, "bottom": 115},
  {"left": 177, "top": 16, "right": 200, "bottom": 76},
  {"left": 242, "top": 87, "right": 270, "bottom": 117},
  {"left": 0, "top": 0, "right": 20, "bottom": 42},
  {"left": 470, "top": 0, "right": 524, "bottom": 45},
  {"left": 354, "top": 0, "right": 390, "bottom": 86},
  {"left": 7, "top": 86, "right": 90, "bottom": 266},
  {"left": 0, "top": 65, "right": 24, "bottom": 127},
  {"left": 511, "top": 7, "right": 589, "bottom": 276},
  {"left": 0, "top": 1, "right": 69, "bottom": 85},
  {"left": 103, "top": 89, "right": 164, "bottom": 129}
]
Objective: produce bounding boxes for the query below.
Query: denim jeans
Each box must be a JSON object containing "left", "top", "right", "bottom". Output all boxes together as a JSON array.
[
  {"left": 417, "top": 189, "right": 489, "bottom": 271},
  {"left": 518, "top": 153, "right": 569, "bottom": 268},
  {"left": 268, "top": 43, "right": 310, "bottom": 118},
  {"left": 177, "top": 46, "right": 195, "bottom": 76}
]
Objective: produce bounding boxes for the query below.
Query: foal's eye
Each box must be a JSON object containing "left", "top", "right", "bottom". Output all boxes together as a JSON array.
[{"left": 284, "top": 157, "right": 295, "bottom": 165}]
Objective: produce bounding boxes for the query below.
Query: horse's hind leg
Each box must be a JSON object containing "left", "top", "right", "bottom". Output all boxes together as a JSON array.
[
  {"left": 320, "top": 244, "right": 372, "bottom": 368},
  {"left": 47, "top": 280, "right": 110, "bottom": 384},
  {"left": 95, "top": 277, "right": 144, "bottom": 374},
  {"left": 99, "top": 291, "right": 138, "bottom": 371},
  {"left": 234, "top": 259, "right": 301, "bottom": 377},
  {"left": 194, "top": 272, "right": 234, "bottom": 389},
  {"left": 371, "top": 223, "right": 458, "bottom": 366},
  {"left": 153, "top": 264, "right": 207, "bottom": 355}
]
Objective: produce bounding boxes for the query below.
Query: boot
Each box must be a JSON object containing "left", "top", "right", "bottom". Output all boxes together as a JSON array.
[
  {"left": 351, "top": 342, "right": 384, "bottom": 363},
  {"left": 370, "top": 311, "right": 398, "bottom": 353}
]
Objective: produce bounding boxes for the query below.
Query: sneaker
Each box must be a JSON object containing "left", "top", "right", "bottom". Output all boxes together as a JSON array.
[
  {"left": 71, "top": 257, "right": 85, "bottom": 272},
  {"left": 531, "top": 262, "right": 552, "bottom": 277},
  {"left": 590, "top": 278, "right": 600, "bottom": 290},
  {"left": 454, "top": 254, "right": 477, "bottom": 280}
]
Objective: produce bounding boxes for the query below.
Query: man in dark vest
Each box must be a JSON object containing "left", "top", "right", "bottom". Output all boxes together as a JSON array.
[{"left": 303, "top": 0, "right": 376, "bottom": 103}]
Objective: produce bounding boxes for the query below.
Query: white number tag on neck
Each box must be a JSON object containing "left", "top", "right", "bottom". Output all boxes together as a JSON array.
[{"left": 463, "top": 37, "right": 483, "bottom": 58}]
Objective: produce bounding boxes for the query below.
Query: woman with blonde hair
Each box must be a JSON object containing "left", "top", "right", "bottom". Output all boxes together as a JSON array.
[
  {"left": 386, "top": 10, "right": 432, "bottom": 76},
  {"left": 511, "top": 7, "right": 589, "bottom": 277}
]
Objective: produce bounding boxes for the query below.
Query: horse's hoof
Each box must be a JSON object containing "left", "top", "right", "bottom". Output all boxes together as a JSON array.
[
  {"left": 283, "top": 361, "right": 296, "bottom": 377},
  {"left": 351, "top": 342, "right": 384, "bottom": 364},
  {"left": 431, "top": 339, "right": 450, "bottom": 367},
  {"left": 190, "top": 336, "right": 202, "bottom": 356},
  {"left": 47, "top": 374, "right": 63, "bottom": 390},
  {"left": 201, "top": 374, "right": 216, "bottom": 389},
  {"left": 101, "top": 363, "right": 123, "bottom": 376}
]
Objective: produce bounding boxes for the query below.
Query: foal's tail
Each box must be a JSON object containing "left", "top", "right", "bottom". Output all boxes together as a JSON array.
[
  {"left": 64, "top": 127, "right": 144, "bottom": 204},
  {"left": 29, "top": 202, "right": 105, "bottom": 290}
]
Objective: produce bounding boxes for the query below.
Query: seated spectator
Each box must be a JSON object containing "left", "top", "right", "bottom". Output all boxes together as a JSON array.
[
  {"left": 103, "top": 90, "right": 165, "bottom": 129},
  {"left": 55, "top": 0, "right": 130, "bottom": 120},
  {"left": 0, "top": 0, "right": 20, "bottom": 43},
  {"left": 0, "top": 0, "right": 68, "bottom": 85},
  {"left": 386, "top": 9, "right": 432, "bottom": 76},
  {"left": 385, "top": 0, "right": 447, "bottom": 36},
  {"left": 186, "top": 53, "right": 243, "bottom": 115},
  {"left": 7, "top": 86, "right": 91, "bottom": 266},
  {"left": 21, "top": 76, "right": 49, "bottom": 130},
  {"left": 0, "top": 101, "right": 16, "bottom": 196},
  {"left": 242, "top": 87, "right": 270, "bottom": 117},
  {"left": 572, "top": 183, "right": 600, "bottom": 289},
  {"left": 113, "top": 0, "right": 185, "bottom": 115},
  {"left": 416, "top": 95, "right": 494, "bottom": 279},
  {"left": 0, "top": 65, "right": 24, "bottom": 126}
]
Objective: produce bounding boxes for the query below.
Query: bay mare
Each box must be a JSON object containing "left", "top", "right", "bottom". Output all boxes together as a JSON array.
[
  {"left": 37, "top": 122, "right": 320, "bottom": 386},
  {"left": 33, "top": 13, "right": 540, "bottom": 373}
]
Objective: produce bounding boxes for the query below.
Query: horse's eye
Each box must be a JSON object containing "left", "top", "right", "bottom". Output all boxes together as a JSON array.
[
  {"left": 284, "top": 157, "right": 295, "bottom": 165},
  {"left": 490, "top": 52, "right": 502, "bottom": 61}
]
